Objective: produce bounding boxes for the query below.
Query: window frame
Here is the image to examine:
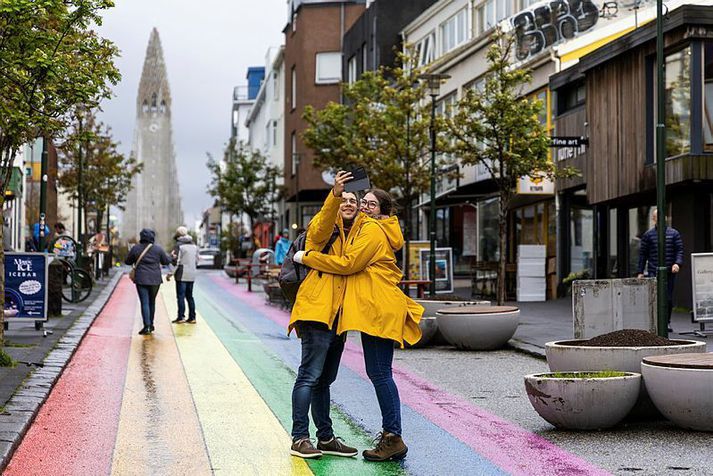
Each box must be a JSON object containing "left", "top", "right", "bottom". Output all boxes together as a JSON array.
[{"left": 315, "top": 51, "right": 342, "bottom": 85}]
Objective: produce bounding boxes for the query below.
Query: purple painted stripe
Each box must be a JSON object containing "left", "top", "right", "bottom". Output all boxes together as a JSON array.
[{"left": 213, "top": 276, "right": 610, "bottom": 476}]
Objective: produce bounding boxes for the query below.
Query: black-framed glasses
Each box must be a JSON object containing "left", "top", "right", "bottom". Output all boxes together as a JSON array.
[{"left": 360, "top": 199, "right": 379, "bottom": 209}]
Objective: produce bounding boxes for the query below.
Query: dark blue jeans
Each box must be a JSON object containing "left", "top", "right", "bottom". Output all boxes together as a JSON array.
[
  {"left": 362, "top": 332, "right": 401, "bottom": 436},
  {"left": 136, "top": 284, "right": 160, "bottom": 328},
  {"left": 177, "top": 281, "right": 196, "bottom": 320},
  {"left": 291, "top": 320, "right": 344, "bottom": 441}
]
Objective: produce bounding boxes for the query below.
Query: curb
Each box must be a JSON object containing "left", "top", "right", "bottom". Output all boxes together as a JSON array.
[
  {"left": 508, "top": 338, "right": 546, "bottom": 360},
  {"left": 0, "top": 271, "right": 125, "bottom": 471}
]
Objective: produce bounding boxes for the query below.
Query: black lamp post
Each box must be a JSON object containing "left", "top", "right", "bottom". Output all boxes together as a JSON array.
[
  {"left": 419, "top": 73, "right": 450, "bottom": 297},
  {"left": 655, "top": 0, "right": 667, "bottom": 337}
]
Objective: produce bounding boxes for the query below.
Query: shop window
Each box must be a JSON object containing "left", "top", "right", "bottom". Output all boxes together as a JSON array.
[
  {"left": 664, "top": 47, "right": 691, "bottom": 158},
  {"left": 608, "top": 208, "right": 618, "bottom": 277},
  {"left": 478, "top": 197, "right": 500, "bottom": 262},
  {"left": 570, "top": 206, "right": 593, "bottom": 273},
  {"left": 704, "top": 42, "right": 713, "bottom": 152},
  {"left": 627, "top": 206, "right": 653, "bottom": 276}
]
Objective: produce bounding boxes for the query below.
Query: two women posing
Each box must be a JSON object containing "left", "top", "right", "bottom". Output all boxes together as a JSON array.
[{"left": 288, "top": 171, "right": 423, "bottom": 462}]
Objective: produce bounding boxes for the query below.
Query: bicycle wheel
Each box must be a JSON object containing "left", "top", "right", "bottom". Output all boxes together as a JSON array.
[
  {"left": 70, "top": 269, "right": 93, "bottom": 303},
  {"left": 60, "top": 261, "right": 76, "bottom": 303}
]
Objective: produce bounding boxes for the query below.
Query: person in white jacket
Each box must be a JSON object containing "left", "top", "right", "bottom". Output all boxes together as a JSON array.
[{"left": 169, "top": 226, "right": 199, "bottom": 323}]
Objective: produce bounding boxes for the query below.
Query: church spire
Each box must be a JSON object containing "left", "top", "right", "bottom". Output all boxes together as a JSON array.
[{"left": 136, "top": 28, "right": 171, "bottom": 117}]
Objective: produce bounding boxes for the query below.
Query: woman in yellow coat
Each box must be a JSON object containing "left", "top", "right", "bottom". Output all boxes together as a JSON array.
[{"left": 294, "top": 188, "right": 423, "bottom": 462}]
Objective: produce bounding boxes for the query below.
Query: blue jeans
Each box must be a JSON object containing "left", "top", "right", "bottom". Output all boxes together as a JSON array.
[
  {"left": 177, "top": 281, "right": 196, "bottom": 320},
  {"left": 362, "top": 332, "right": 401, "bottom": 436},
  {"left": 291, "top": 320, "right": 344, "bottom": 441},
  {"left": 136, "top": 284, "right": 160, "bottom": 328}
]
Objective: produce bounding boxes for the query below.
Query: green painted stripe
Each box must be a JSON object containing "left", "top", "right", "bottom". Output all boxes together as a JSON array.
[{"left": 193, "top": 286, "right": 407, "bottom": 476}]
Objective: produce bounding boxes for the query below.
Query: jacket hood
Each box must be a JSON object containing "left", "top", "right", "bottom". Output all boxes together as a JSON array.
[
  {"left": 371, "top": 216, "right": 404, "bottom": 251},
  {"left": 139, "top": 228, "right": 156, "bottom": 244},
  {"left": 177, "top": 235, "right": 193, "bottom": 244}
]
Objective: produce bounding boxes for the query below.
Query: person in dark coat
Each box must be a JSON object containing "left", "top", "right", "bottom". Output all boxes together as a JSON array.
[
  {"left": 125, "top": 228, "right": 171, "bottom": 335},
  {"left": 637, "top": 209, "right": 684, "bottom": 331}
]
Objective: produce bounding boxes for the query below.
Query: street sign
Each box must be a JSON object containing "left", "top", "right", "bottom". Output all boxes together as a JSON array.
[
  {"left": 4, "top": 252, "right": 48, "bottom": 323},
  {"left": 691, "top": 253, "right": 713, "bottom": 323},
  {"left": 550, "top": 136, "right": 589, "bottom": 148}
]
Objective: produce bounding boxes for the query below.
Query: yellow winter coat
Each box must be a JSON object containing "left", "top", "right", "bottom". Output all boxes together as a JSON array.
[
  {"left": 302, "top": 215, "right": 423, "bottom": 346},
  {"left": 287, "top": 191, "right": 367, "bottom": 333}
]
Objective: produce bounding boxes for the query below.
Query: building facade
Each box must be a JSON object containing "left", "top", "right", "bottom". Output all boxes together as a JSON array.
[
  {"left": 283, "top": 0, "right": 366, "bottom": 232},
  {"left": 122, "top": 29, "right": 184, "bottom": 246}
]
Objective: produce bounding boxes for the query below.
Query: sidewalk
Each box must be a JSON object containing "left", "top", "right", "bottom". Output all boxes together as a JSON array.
[
  {"left": 452, "top": 278, "right": 711, "bottom": 356},
  {"left": 0, "top": 269, "right": 123, "bottom": 469}
]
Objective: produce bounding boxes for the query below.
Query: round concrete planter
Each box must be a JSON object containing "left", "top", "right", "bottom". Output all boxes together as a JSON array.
[
  {"left": 525, "top": 371, "right": 641, "bottom": 430},
  {"left": 411, "top": 300, "right": 489, "bottom": 347},
  {"left": 641, "top": 353, "right": 713, "bottom": 432},
  {"left": 545, "top": 339, "right": 706, "bottom": 418},
  {"left": 437, "top": 306, "right": 519, "bottom": 350}
]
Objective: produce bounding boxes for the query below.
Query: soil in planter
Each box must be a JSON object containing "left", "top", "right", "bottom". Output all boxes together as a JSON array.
[
  {"left": 577, "top": 329, "right": 681, "bottom": 347},
  {"left": 544, "top": 371, "right": 629, "bottom": 379}
]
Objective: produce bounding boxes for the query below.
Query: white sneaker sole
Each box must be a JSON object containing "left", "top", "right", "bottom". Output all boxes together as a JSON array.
[
  {"left": 320, "top": 450, "right": 358, "bottom": 457},
  {"left": 290, "top": 449, "right": 322, "bottom": 459}
]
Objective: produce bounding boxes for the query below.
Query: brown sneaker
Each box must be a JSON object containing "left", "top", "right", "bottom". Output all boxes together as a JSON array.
[
  {"left": 363, "top": 432, "right": 408, "bottom": 462},
  {"left": 290, "top": 437, "right": 322, "bottom": 459},
  {"left": 317, "top": 436, "right": 358, "bottom": 457}
]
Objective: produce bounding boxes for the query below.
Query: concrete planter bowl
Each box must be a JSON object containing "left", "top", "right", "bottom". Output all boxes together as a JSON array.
[
  {"left": 436, "top": 306, "right": 519, "bottom": 350},
  {"left": 641, "top": 353, "right": 713, "bottom": 432},
  {"left": 545, "top": 339, "right": 706, "bottom": 418},
  {"left": 525, "top": 371, "right": 642, "bottom": 430},
  {"left": 410, "top": 300, "right": 489, "bottom": 348}
]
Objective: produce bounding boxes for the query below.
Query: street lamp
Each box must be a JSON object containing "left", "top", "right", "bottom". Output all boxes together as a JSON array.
[
  {"left": 419, "top": 73, "right": 450, "bottom": 297},
  {"left": 655, "top": 0, "right": 667, "bottom": 337}
]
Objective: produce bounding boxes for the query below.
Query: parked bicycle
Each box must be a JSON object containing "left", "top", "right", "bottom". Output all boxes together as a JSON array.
[{"left": 49, "top": 234, "right": 93, "bottom": 303}]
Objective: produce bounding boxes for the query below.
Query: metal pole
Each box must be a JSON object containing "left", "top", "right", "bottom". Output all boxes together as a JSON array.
[
  {"left": 655, "top": 0, "right": 668, "bottom": 337},
  {"left": 295, "top": 154, "right": 301, "bottom": 228},
  {"left": 77, "top": 116, "right": 83, "bottom": 253},
  {"left": 429, "top": 94, "right": 437, "bottom": 297},
  {"left": 39, "top": 137, "right": 49, "bottom": 252}
]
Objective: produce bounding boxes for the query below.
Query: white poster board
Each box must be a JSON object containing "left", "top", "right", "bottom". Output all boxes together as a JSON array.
[
  {"left": 691, "top": 253, "right": 713, "bottom": 322},
  {"left": 419, "top": 247, "right": 454, "bottom": 294}
]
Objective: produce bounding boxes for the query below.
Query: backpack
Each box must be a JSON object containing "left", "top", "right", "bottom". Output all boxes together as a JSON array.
[{"left": 278, "top": 227, "right": 340, "bottom": 304}]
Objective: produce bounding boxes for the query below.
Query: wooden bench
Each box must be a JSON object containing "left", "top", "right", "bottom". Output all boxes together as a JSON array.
[{"left": 398, "top": 279, "right": 431, "bottom": 298}]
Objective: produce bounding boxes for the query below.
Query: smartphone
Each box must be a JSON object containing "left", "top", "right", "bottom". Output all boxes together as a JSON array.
[{"left": 344, "top": 166, "right": 371, "bottom": 193}]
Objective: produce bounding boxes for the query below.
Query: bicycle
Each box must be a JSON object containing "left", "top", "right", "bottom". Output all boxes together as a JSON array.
[{"left": 49, "top": 234, "right": 93, "bottom": 303}]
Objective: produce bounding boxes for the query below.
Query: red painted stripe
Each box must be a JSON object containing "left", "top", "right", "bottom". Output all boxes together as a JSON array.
[{"left": 4, "top": 277, "right": 137, "bottom": 476}]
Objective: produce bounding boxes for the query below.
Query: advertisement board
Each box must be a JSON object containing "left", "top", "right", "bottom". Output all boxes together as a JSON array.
[
  {"left": 691, "top": 253, "right": 713, "bottom": 322},
  {"left": 419, "top": 247, "right": 454, "bottom": 294},
  {"left": 4, "top": 252, "right": 48, "bottom": 322},
  {"left": 406, "top": 241, "right": 430, "bottom": 280}
]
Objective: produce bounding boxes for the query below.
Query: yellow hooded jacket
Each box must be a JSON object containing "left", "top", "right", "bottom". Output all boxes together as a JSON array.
[
  {"left": 287, "top": 191, "right": 367, "bottom": 333},
  {"left": 302, "top": 215, "right": 423, "bottom": 346}
]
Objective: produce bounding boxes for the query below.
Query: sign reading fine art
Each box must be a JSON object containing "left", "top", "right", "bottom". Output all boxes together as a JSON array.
[
  {"left": 691, "top": 253, "right": 713, "bottom": 323},
  {"left": 4, "top": 252, "right": 48, "bottom": 322}
]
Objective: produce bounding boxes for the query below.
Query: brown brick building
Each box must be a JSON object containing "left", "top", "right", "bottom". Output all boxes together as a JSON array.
[{"left": 283, "top": 0, "right": 365, "bottom": 230}]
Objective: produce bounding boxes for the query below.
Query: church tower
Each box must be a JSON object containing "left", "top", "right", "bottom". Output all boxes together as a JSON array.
[{"left": 122, "top": 28, "right": 183, "bottom": 245}]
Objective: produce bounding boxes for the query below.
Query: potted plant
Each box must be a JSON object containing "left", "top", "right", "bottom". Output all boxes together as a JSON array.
[{"left": 525, "top": 370, "right": 641, "bottom": 430}]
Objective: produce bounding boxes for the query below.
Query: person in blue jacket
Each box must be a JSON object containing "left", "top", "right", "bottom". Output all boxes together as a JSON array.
[
  {"left": 637, "top": 209, "right": 684, "bottom": 332},
  {"left": 274, "top": 229, "right": 292, "bottom": 265}
]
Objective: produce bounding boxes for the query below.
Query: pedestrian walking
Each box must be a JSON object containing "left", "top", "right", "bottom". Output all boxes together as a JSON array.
[
  {"left": 274, "top": 229, "right": 291, "bottom": 265},
  {"left": 294, "top": 188, "right": 423, "bottom": 462},
  {"left": 125, "top": 228, "right": 171, "bottom": 335},
  {"left": 287, "top": 170, "right": 359, "bottom": 460},
  {"left": 637, "top": 209, "right": 684, "bottom": 332},
  {"left": 168, "top": 227, "right": 199, "bottom": 324}
]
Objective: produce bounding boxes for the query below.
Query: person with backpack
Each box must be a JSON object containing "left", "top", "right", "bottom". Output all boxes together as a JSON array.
[
  {"left": 286, "top": 170, "right": 361, "bottom": 460},
  {"left": 167, "top": 226, "right": 199, "bottom": 324},
  {"left": 293, "top": 188, "right": 423, "bottom": 462}
]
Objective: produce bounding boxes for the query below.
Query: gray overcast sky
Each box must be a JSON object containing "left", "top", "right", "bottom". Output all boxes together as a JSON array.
[{"left": 97, "top": 0, "right": 286, "bottom": 227}]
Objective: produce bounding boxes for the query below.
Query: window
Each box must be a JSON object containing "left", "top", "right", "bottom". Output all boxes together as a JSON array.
[
  {"left": 142, "top": 100, "right": 148, "bottom": 113},
  {"left": 440, "top": 8, "right": 469, "bottom": 54},
  {"left": 362, "top": 43, "right": 368, "bottom": 72},
  {"left": 415, "top": 32, "right": 436, "bottom": 66},
  {"left": 476, "top": 0, "right": 512, "bottom": 35},
  {"left": 664, "top": 47, "right": 691, "bottom": 158},
  {"left": 557, "top": 81, "right": 585, "bottom": 115},
  {"left": 704, "top": 42, "right": 713, "bottom": 151},
  {"left": 151, "top": 93, "right": 157, "bottom": 112},
  {"left": 291, "top": 66, "right": 296, "bottom": 110},
  {"left": 273, "top": 120, "right": 278, "bottom": 146},
  {"left": 315, "top": 52, "right": 341, "bottom": 84},
  {"left": 159, "top": 100, "right": 166, "bottom": 114},
  {"left": 291, "top": 132, "right": 297, "bottom": 176},
  {"left": 348, "top": 55, "right": 358, "bottom": 84},
  {"left": 273, "top": 71, "right": 279, "bottom": 101}
]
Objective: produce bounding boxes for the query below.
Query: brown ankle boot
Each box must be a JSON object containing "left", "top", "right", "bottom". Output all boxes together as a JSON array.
[{"left": 362, "top": 431, "right": 408, "bottom": 462}]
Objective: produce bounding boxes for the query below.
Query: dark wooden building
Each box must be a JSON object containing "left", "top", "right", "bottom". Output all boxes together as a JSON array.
[{"left": 552, "top": 4, "right": 713, "bottom": 306}]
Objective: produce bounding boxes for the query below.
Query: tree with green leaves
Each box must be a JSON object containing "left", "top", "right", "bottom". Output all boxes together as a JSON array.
[
  {"left": 444, "top": 30, "right": 572, "bottom": 305},
  {"left": 58, "top": 110, "right": 143, "bottom": 234},
  {"left": 0, "top": 0, "right": 119, "bottom": 346},
  {"left": 303, "top": 49, "right": 444, "bottom": 277},
  {"left": 207, "top": 138, "right": 283, "bottom": 240}
]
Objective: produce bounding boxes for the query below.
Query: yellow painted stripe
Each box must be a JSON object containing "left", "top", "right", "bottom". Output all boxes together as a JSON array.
[
  {"left": 112, "top": 287, "right": 212, "bottom": 475},
  {"left": 162, "top": 283, "right": 312, "bottom": 475}
]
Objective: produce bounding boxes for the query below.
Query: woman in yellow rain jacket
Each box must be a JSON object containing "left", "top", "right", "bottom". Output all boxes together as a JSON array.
[{"left": 294, "top": 188, "right": 423, "bottom": 462}]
